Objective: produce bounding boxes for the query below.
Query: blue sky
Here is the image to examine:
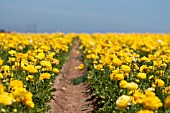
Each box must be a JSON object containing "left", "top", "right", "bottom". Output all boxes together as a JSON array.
[{"left": 0, "top": 0, "right": 170, "bottom": 33}]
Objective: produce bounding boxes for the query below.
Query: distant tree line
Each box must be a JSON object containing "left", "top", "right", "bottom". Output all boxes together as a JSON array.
[{"left": 0, "top": 28, "right": 9, "bottom": 33}]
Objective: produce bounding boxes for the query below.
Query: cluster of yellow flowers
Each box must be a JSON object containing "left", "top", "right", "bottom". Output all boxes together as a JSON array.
[
  {"left": 0, "top": 32, "right": 75, "bottom": 112},
  {"left": 0, "top": 80, "right": 34, "bottom": 108},
  {"left": 79, "top": 33, "right": 170, "bottom": 112}
]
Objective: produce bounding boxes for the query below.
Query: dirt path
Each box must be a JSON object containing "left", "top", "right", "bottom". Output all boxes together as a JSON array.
[{"left": 50, "top": 40, "right": 93, "bottom": 113}]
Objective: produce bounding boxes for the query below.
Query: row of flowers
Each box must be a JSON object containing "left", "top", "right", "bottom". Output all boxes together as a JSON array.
[
  {"left": 0, "top": 32, "right": 75, "bottom": 112},
  {"left": 1, "top": 32, "right": 169, "bottom": 112},
  {"left": 79, "top": 33, "right": 170, "bottom": 113}
]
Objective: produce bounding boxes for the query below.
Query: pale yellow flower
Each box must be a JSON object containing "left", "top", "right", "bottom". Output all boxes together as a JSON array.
[
  {"left": 126, "top": 82, "right": 138, "bottom": 90},
  {"left": 116, "top": 95, "right": 131, "bottom": 109}
]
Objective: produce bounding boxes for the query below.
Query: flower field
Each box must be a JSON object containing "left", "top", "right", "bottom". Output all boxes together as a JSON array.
[
  {"left": 0, "top": 32, "right": 170, "bottom": 113},
  {"left": 0, "top": 32, "right": 75, "bottom": 112},
  {"left": 79, "top": 33, "right": 170, "bottom": 113}
]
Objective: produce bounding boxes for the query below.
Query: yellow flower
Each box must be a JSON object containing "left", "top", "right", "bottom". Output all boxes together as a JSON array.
[
  {"left": 0, "top": 73, "right": 3, "bottom": 79},
  {"left": 86, "top": 54, "right": 91, "bottom": 59},
  {"left": 25, "top": 65, "right": 38, "bottom": 74},
  {"left": 125, "top": 56, "right": 133, "bottom": 63},
  {"left": 46, "top": 52, "right": 55, "bottom": 59},
  {"left": 138, "top": 110, "right": 154, "bottom": 113},
  {"left": 40, "top": 60, "right": 52, "bottom": 67},
  {"left": 133, "top": 90, "right": 144, "bottom": 104},
  {"left": 121, "top": 65, "right": 131, "bottom": 73},
  {"left": 119, "top": 80, "right": 128, "bottom": 88},
  {"left": 39, "top": 73, "right": 51, "bottom": 80},
  {"left": 1, "top": 65, "right": 10, "bottom": 71},
  {"left": 53, "top": 68, "right": 59, "bottom": 73},
  {"left": 137, "top": 73, "right": 147, "bottom": 79},
  {"left": 164, "top": 96, "right": 170, "bottom": 108},
  {"left": 112, "top": 57, "right": 122, "bottom": 66},
  {"left": 145, "top": 90, "right": 155, "bottom": 96},
  {"left": 149, "top": 75, "right": 154, "bottom": 80},
  {"left": 110, "top": 70, "right": 122, "bottom": 80},
  {"left": 142, "top": 90, "right": 162, "bottom": 110},
  {"left": 153, "top": 60, "right": 162, "bottom": 67},
  {"left": 140, "top": 65, "right": 147, "bottom": 72},
  {"left": 36, "top": 52, "right": 45, "bottom": 60},
  {"left": 26, "top": 100, "right": 34, "bottom": 108},
  {"left": 22, "top": 92, "right": 34, "bottom": 108},
  {"left": 52, "top": 59, "right": 60, "bottom": 65},
  {"left": 78, "top": 64, "right": 84, "bottom": 70},
  {"left": 135, "top": 79, "right": 140, "bottom": 83},
  {"left": 114, "top": 74, "right": 124, "bottom": 81},
  {"left": 13, "top": 109, "right": 17, "bottom": 112},
  {"left": 0, "top": 93, "right": 13, "bottom": 106},
  {"left": 134, "top": 64, "right": 139, "bottom": 70},
  {"left": 155, "top": 78, "right": 164, "bottom": 87},
  {"left": 155, "top": 70, "right": 163, "bottom": 76},
  {"left": 10, "top": 80, "right": 23, "bottom": 89},
  {"left": 116, "top": 95, "right": 131, "bottom": 109},
  {"left": 94, "top": 64, "right": 103, "bottom": 70},
  {"left": 40, "top": 45, "right": 50, "bottom": 52},
  {"left": 8, "top": 57, "right": 16, "bottom": 63},
  {"left": 11, "top": 86, "right": 34, "bottom": 108},
  {"left": 141, "top": 56, "right": 150, "bottom": 62},
  {"left": 93, "top": 60, "right": 98, "bottom": 64},
  {"left": 151, "top": 83, "right": 156, "bottom": 88},
  {"left": 126, "top": 82, "right": 138, "bottom": 90},
  {"left": 0, "top": 59, "right": 4, "bottom": 65},
  {"left": 91, "top": 54, "right": 98, "bottom": 59},
  {"left": 8, "top": 50, "right": 16, "bottom": 56},
  {"left": 35, "top": 65, "right": 42, "bottom": 70},
  {"left": 26, "top": 75, "right": 34, "bottom": 81}
]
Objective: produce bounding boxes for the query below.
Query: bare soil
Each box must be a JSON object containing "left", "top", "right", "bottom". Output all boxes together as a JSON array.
[{"left": 50, "top": 40, "right": 93, "bottom": 113}]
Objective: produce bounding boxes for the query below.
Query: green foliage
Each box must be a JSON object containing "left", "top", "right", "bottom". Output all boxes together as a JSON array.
[{"left": 70, "top": 73, "right": 88, "bottom": 85}]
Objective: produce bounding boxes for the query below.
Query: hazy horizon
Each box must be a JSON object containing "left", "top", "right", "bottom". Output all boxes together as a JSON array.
[{"left": 0, "top": 0, "right": 170, "bottom": 33}]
